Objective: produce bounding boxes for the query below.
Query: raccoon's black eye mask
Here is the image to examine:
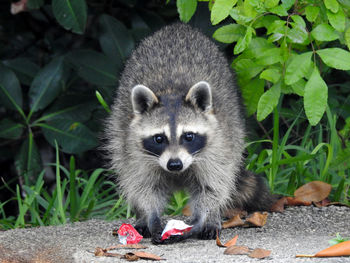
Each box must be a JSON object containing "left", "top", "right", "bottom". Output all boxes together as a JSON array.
[
  {"left": 180, "top": 132, "right": 207, "bottom": 155},
  {"left": 142, "top": 133, "right": 168, "bottom": 156}
]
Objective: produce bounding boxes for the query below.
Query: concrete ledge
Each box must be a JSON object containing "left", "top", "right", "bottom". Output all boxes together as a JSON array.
[{"left": 1, "top": 206, "right": 349, "bottom": 262}]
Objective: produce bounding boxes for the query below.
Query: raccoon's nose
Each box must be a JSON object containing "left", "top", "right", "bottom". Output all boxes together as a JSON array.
[{"left": 167, "top": 158, "right": 183, "bottom": 171}]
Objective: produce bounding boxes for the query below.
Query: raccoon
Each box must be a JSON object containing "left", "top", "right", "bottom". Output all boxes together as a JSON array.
[{"left": 105, "top": 23, "right": 273, "bottom": 244}]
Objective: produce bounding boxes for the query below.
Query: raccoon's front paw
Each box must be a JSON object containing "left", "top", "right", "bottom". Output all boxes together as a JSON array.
[
  {"left": 151, "top": 230, "right": 163, "bottom": 244},
  {"left": 197, "top": 224, "right": 220, "bottom": 240},
  {"left": 134, "top": 223, "right": 151, "bottom": 238}
]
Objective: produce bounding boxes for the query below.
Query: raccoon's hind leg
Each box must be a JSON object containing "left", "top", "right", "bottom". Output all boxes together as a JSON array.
[{"left": 232, "top": 168, "right": 276, "bottom": 212}]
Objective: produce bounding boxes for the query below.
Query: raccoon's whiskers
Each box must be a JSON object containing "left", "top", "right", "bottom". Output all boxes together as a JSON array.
[{"left": 141, "top": 149, "right": 160, "bottom": 157}]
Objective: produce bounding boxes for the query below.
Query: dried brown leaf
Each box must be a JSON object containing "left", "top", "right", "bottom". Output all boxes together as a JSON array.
[
  {"left": 182, "top": 204, "right": 192, "bottom": 216},
  {"left": 286, "top": 196, "right": 312, "bottom": 206},
  {"left": 124, "top": 253, "right": 140, "bottom": 261},
  {"left": 246, "top": 212, "right": 268, "bottom": 227},
  {"left": 270, "top": 197, "right": 288, "bottom": 212},
  {"left": 248, "top": 248, "right": 271, "bottom": 259},
  {"left": 216, "top": 232, "right": 225, "bottom": 247},
  {"left": 222, "top": 215, "right": 245, "bottom": 229},
  {"left": 94, "top": 247, "right": 105, "bottom": 257},
  {"left": 94, "top": 247, "right": 123, "bottom": 258},
  {"left": 223, "top": 208, "right": 247, "bottom": 219},
  {"left": 294, "top": 181, "right": 332, "bottom": 202},
  {"left": 224, "top": 245, "right": 250, "bottom": 255},
  {"left": 224, "top": 235, "right": 238, "bottom": 247},
  {"left": 106, "top": 244, "right": 148, "bottom": 250},
  {"left": 132, "top": 251, "right": 165, "bottom": 261}
]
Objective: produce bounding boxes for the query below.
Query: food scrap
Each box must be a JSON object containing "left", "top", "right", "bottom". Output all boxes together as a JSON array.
[
  {"left": 161, "top": 219, "right": 192, "bottom": 241},
  {"left": 116, "top": 223, "right": 143, "bottom": 244}
]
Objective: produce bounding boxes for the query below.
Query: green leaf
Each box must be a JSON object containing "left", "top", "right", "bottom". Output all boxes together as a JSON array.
[
  {"left": 243, "top": 37, "right": 275, "bottom": 57},
  {"left": 270, "top": 5, "right": 288, "bottom": 16},
  {"left": 316, "top": 48, "right": 350, "bottom": 70},
  {"left": 15, "top": 132, "right": 42, "bottom": 185},
  {"left": 281, "top": 0, "right": 295, "bottom": 10},
  {"left": 0, "top": 119, "right": 23, "bottom": 140},
  {"left": 291, "top": 15, "right": 306, "bottom": 28},
  {"left": 287, "top": 27, "right": 308, "bottom": 43},
  {"left": 291, "top": 78, "right": 306, "bottom": 96},
  {"left": 27, "top": 0, "right": 44, "bottom": 9},
  {"left": 345, "top": 27, "right": 350, "bottom": 50},
  {"left": 177, "top": 0, "right": 197, "bottom": 23},
  {"left": 304, "top": 68, "right": 328, "bottom": 126},
  {"left": 98, "top": 15, "right": 134, "bottom": 66},
  {"left": 52, "top": 0, "right": 87, "bottom": 34},
  {"left": 311, "top": 24, "right": 339, "bottom": 41},
  {"left": 211, "top": 0, "right": 237, "bottom": 25},
  {"left": 212, "top": 24, "right": 246, "bottom": 43},
  {"left": 285, "top": 52, "right": 313, "bottom": 85},
  {"left": 234, "top": 26, "right": 254, "bottom": 54},
  {"left": 257, "top": 82, "right": 281, "bottom": 121},
  {"left": 67, "top": 50, "right": 118, "bottom": 86},
  {"left": 38, "top": 95, "right": 97, "bottom": 123},
  {"left": 327, "top": 9, "right": 345, "bottom": 32},
  {"left": 255, "top": 48, "right": 282, "bottom": 66},
  {"left": 259, "top": 68, "right": 281, "bottom": 83},
  {"left": 305, "top": 6, "right": 320, "bottom": 22},
  {"left": 324, "top": 0, "right": 339, "bottom": 13},
  {"left": 29, "top": 57, "right": 66, "bottom": 114},
  {"left": 266, "top": 19, "right": 286, "bottom": 35},
  {"left": 234, "top": 59, "right": 264, "bottom": 81},
  {"left": 0, "top": 63, "right": 23, "bottom": 112},
  {"left": 265, "top": 0, "right": 279, "bottom": 9},
  {"left": 39, "top": 120, "right": 98, "bottom": 154},
  {"left": 241, "top": 78, "right": 264, "bottom": 115},
  {"left": 3, "top": 58, "right": 39, "bottom": 86},
  {"left": 229, "top": 8, "right": 253, "bottom": 23}
]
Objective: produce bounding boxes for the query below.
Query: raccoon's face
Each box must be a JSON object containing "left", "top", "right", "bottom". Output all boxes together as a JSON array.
[{"left": 130, "top": 81, "right": 216, "bottom": 173}]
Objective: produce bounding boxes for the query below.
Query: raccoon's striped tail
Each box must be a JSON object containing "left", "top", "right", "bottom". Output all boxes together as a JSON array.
[{"left": 231, "top": 168, "right": 277, "bottom": 212}]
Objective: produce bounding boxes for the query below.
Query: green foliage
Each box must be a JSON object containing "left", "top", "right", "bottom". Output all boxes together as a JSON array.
[
  {"left": 0, "top": 153, "right": 129, "bottom": 229},
  {"left": 177, "top": 0, "right": 350, "bottom": 126}
]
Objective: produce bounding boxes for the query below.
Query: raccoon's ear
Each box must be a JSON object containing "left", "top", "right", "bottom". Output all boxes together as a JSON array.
[
  {"left": 185, "top": 81, "right": 212, "bottom": 112},
  {"left": 131, "top": 85, "right": 159, "bottom": 114}
]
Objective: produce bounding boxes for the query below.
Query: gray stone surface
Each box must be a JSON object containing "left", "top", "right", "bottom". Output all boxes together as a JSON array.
[{"left": 1, "top": 206, "right": 349, "bottom": 262}]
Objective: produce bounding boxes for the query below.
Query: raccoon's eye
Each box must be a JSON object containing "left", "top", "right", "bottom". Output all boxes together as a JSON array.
[
  {"left": 153, "top": 134, "right": 165, "bottom": 144},
  {"left": 184, "top": 132, "right": 195, "bottom": 142}
]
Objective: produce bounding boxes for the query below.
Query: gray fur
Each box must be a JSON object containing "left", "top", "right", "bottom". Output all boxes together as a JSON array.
[{"left": 104, "top": 23, "right": 272, "bottom": 243}]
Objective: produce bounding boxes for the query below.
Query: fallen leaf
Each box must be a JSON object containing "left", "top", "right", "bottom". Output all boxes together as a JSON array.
[
  {"left": 223, "top": 208, "right": 247, "bottom": 219},
  {"left": 224, "top": 235, "right": 239, "bottom": 247},
  {"left": 182, "top": 205, "right": 191, "bottom": 216},
  {"left": 224, "top": 245, "right": 250, "bottom": 255},
  {"left": 11, "top": 0, "right": 27, "bottom": 14},
  {"left": 132, "top": 251, "right": 164, "bottom": 261},
  {"left": 222, "top": 215, "right": 245, "bottom": 229},
  {"left": 286, "top": 196, "right": 312, "bottom": 206},
  {"left": 106, "top": 244, "right": 148, "bottom": 250},
  {"left": 95, "top": 247, "right": 105, "bottom": 257},
  {"left": 94, "top": 247, "right": 123, "bottom": 258},
  {"left": 246, "top": 212, "right": 268, "bottom": 227},
  {"left": 296, "top": 240, "right": 350, "bottom": 258},
  {"left": 216, "top": 232, "right": 225, "bottom": 247},
  {"left": 270, "top": 197, "right": 288, "bottom": 212},
  {"left": 248, "top": 248, "right": 271, "bottom": 259},
  {"left": 294, "top": 181, "right": 332, "bottom": 202},
  {"left": 124, "top": 252, "right": 140, "bottom": 261}
]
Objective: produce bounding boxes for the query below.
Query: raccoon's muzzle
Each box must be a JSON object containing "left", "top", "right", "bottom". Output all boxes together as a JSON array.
[{"left": 167, "top": 158, "right": 183, "bottom": 171}]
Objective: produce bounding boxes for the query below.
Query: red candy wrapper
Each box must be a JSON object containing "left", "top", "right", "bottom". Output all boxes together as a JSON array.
[
  {"left": 161, "top": 220, "right": 193, "bottom": 241},
  {"left": 117, "top": 223, "right": 143, "bottom": 244}
]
